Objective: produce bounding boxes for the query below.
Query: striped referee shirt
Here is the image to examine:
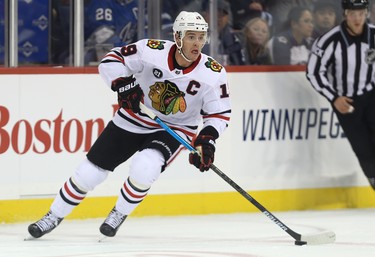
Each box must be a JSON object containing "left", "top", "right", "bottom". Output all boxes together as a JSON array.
[{"left": 306, "top": 22, "right": 375, "bottom": 102}]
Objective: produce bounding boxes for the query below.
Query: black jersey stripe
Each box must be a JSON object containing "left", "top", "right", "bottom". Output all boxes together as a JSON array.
[{"left": 100, "top": 59, "right": 122, "bottom": 64}]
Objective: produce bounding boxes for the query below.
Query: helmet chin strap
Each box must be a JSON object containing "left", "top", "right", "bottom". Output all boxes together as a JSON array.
[{"left": 176, "top": 41, "right": 193, "bottom": 63}]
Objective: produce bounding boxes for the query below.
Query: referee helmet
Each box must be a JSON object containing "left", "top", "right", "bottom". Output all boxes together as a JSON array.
[{"left": 342, "top": 0, "right": 369, "bottom": 10}]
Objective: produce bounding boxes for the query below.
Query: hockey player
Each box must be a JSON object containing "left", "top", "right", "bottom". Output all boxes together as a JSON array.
[
  {"left": 307, "top": 0, "right": 375, "bottom": 190},
  {"left": 27, "top": 11, "right": 231, "bottom": 239}
]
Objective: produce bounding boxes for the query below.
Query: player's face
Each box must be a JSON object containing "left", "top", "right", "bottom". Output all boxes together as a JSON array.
[
  {"left": 345, "top": 9, "right": 368, "bottom": 35},
  {"left": 182, "top": 31, "right": 207, "bottom": 61}
]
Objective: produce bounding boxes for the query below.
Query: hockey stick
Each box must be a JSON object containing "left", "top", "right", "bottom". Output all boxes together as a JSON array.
[{"left": 139, "top": 103, "right": 335, "bottom": 245}]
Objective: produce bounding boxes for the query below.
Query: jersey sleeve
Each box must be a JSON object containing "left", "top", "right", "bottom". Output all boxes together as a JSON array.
[
  {"left": 98, "top": 40, "right": 147, "bottom": 87},
  {"left": 306, "top": 37, "right": 338, "bottom": 102},
  {"left": 201, "top": 69, "right": 231, "bottom": 137}
]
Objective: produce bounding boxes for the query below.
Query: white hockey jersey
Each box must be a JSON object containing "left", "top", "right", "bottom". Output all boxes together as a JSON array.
[{"left": 98, "top": 39, "right": 231, "bottom": 140}]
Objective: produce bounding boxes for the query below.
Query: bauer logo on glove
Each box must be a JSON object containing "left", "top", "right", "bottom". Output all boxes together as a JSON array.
[
  {"left": 111, "top": 76, "right": 144, "bottom": 113},
  {"left": 118, "top": 80, "right": 138, "bottom": 93}
]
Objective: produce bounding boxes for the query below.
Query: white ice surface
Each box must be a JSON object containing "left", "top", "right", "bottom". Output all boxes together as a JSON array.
[{"left": 1, "top": 208, "right": 374, "bottom": 257}]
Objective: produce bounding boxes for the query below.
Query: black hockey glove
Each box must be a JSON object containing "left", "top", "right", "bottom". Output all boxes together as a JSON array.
[
  {"left": 111, "top": 76, "right": 144, "bottom": 113},
  {"left": 189, "top": 134, "right": 216, "bottom": 172}
]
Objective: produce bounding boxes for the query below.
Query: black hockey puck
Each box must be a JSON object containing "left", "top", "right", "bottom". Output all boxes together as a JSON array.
[{"left": 295, "top": 240, "right": 307, "bottom": 246}]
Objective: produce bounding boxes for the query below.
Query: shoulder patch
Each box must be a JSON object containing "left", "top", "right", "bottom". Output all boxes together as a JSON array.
[
  {"left": 147, "top": 40, "right": 166, "bottom": 50},
  {"left": 311, "top": 44, "right": 324, "bottom": 58},
  {"left": 205, "top": 57, "right": 223, "bottom": 72}
]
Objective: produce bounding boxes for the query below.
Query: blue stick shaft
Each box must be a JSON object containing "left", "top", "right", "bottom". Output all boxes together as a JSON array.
[{"left": 154, "top": 117, "right": 196, "bottom": 152}]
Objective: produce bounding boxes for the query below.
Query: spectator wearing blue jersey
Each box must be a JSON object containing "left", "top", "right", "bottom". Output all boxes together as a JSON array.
[{"left": 84, "top": 0, "right": 138, "bottom": 65}]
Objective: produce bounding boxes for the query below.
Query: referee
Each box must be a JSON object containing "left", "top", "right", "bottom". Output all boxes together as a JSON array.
[{"left": 306, "top": 0, "right": 375, "bottom": 190}]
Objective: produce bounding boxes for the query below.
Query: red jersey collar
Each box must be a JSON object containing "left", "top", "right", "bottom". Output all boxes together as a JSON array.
[{"left": 168, "top": 44, "right": 201, "bottom": 74}]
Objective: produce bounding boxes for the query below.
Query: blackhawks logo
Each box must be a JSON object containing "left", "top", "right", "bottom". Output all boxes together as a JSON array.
[
  {"left": 205, "top": 57, "right": 223, "bottom": 72},
  {"left": 147, "top": 40, "right": 165, "bottom": 50},
  {"left": 148, "top": 80, "right": 187, "bottom": 115}
]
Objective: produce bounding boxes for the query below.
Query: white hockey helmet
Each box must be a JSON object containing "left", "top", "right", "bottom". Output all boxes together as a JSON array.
[{"left": 173, "top": 11, "right": 209, "bottom": 42}]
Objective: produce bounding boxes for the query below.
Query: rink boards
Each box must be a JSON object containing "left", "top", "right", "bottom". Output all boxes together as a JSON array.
[{"left": 0, "top": 66, "right": 374, "bottom": 223}]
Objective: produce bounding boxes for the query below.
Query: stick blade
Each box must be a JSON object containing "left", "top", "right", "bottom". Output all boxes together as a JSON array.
[{"left": 300, "top": 231, "right": 336, "bottom": 245}]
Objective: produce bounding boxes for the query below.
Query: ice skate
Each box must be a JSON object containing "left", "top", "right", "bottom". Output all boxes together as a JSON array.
[
  {"left": 27, "top": 211, "right": 63, "bottom": 239},
  {"left": 99, "top": 207, "right": 127, "bottom": 238}
]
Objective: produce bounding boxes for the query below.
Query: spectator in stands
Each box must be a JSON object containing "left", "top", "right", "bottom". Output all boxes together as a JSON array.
[
  {"left": 163, "top": 0, "right": 208, "bottom": 31},
  {"left": 230, "top": 0, "right": 273, "bottom": 31},
  {"left": 267, "top": 0, "right": 317, "bottom": 34},
  {"left": 241, "top": 17, "right": 272, "bottom": 65},
  {"left": 311, "top": 0, "right": 339, "bottom": 39},
  {"left": 267, "top": 6, "right": 314, "bottom": 65},
  {"left": 162, "top": 0, "right": 195, "bottom": 21},
  {"left": 84, "top": 0, "right": 138, "bottom": 65},
  {"left": 202, "top": 0, "right": 244, "bottom": 65},
  {"left": 369, "top": 1, "right": 375, "bottom": 24}
]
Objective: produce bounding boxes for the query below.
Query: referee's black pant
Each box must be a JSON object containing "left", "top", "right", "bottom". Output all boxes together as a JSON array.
[{"left": 333, "top": 90, "right": 375, "bottom": 179}]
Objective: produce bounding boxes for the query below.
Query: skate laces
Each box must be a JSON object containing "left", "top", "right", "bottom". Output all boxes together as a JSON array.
[
  {"left": 104, "top": 208, "right": 125, "bottom": 229},
  {"left": 36, "top": 211, "right": 61, "bottom": 232}
]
